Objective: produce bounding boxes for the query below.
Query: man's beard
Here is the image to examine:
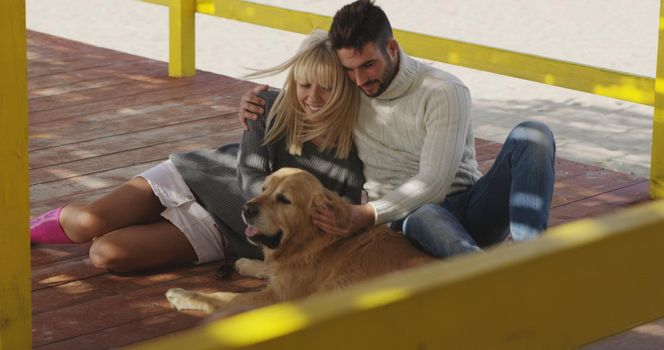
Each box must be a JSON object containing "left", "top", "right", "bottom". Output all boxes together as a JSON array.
[{"left": 362, "top": 53, "right": 398, "bottom": 97}]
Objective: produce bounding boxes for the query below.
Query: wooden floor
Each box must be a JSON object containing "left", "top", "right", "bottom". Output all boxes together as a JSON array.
[{"left": 29, "top": 30, "right": 653, "bottom": 349}]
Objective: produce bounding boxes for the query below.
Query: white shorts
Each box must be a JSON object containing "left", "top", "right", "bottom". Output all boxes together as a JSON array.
[{"left": 137, "top": 160, "right": 224, "bottom": 264}]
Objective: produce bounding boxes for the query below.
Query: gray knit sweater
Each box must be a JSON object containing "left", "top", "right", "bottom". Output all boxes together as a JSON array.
[
  {"left": 170, "top": 91, "right": 364, "bottom": 259},
  {"left": 356, "top": 51, "right": 482, "bottom": 224}
]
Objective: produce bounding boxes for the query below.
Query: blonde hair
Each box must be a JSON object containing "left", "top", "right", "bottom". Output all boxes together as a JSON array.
[{"left": 246, "top": 30, "right": 359, "bottom": 159}]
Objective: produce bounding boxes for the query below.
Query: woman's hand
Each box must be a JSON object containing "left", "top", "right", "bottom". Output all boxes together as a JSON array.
[
  {"left": 313, "top": 204, "right": 376, "bottom": 236},
  {"left": 238, "top": 85, "right": 269, "bottom": 130}
]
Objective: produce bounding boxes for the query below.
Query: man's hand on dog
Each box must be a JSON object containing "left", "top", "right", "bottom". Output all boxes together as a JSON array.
[
  {"left": 238, "top": 85, "right": 269, "bottom": 130},
  {"left": 313, "top": 203, "right": 375, "bottom": 236}
]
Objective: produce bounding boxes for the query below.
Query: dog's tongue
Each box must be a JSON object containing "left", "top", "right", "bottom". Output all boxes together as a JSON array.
[{"left": 245, "top": 226, "right": 260, "bottom": 237}]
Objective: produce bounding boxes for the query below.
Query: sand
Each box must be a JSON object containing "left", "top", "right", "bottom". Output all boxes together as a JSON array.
[{"left": 26, "top": 0, "right": 658, "bottom": 177}]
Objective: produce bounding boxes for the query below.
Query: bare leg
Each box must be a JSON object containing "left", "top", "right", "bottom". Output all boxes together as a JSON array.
[
  {"left": 89, "top": 219, "right": 196, "bottom": 272},
  {"left": 54, "top": 176, "right": 197, "bottom": 272},
  {"left": 60, "top": 176, "right": 164, "bottom": 243}
]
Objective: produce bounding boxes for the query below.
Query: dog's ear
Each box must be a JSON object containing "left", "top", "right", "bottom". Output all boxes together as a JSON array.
[{"left": 312, "top": 189, "right": 352, "bottom": 230}]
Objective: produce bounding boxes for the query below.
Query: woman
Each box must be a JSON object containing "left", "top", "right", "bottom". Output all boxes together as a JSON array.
[{"left": 30, "top": 31, "right": 364, "bottom": 272}]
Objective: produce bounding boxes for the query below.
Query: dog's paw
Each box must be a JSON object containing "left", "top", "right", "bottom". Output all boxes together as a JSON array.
[
  {"left": 166, "top": 288, "right": 209, "bottom": 312},
  {"left": 235, "top": 258, "right": 271, "bottom": 279},
  {"left": 234, "top": 258, "right": 259, "bottom": 275}
]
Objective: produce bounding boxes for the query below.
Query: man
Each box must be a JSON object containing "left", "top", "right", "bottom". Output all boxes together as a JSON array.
[{"left": 239, "top": 0, "right": 556, "bottom": 258}]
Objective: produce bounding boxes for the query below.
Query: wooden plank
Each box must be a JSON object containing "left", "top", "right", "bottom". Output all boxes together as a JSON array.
[
  {"left": 26, "top": 32, "right": 145, "bottom": 78},
  {"left": 31, "top": 188, "right": 113, "bottom": 218},
  {"left": 0, "top": 0, "right": 31, "bottom": 348},
  {"left": 28, "top": 73, "right": 252, "bottom": 125},
  {"left": 32, "top": 264, "right": 265, "bottom": 315},
  {"left": 32, "top": 256, "right": 106, "bottom": 291},
  {"left": 552, "top": 158, "right": 604, "bottom": 181},
  {"left": 31, "top": 244, "right": 93, "bottom": 268},
  {"left": 30, "top": 78, "right": 212, "bottom": 113},
  {"left": 34, "top": 312, "right": 204, "bottom": 350},
  {"left": 27, "top": 43, "right": 144, "bottom": 78},
  {"left": 30, "top": 162, "right": 161, "bottom": 205},
  {"left": 32, "top": 272, "right": 263, "bottom": 347},
  {"left": 27, "top": 31, "right": 135, "bottom": 57},
  {"left": 549, "top": 181, "right": 650, "bottom": 225},
  {"left": 28, "top": 63, "right": 168, "bottom": 99},
  {"left": 31, "top": 130, "right": 242, "bottom": 185},
  {"left": 30, "top": 115, "right": 240, "bottom": 169},
  {"left": 552, "top": 169, "right": 645, "bottom": 207},
  {"left": 28, "top": 59, "right": 169, "bottom": 91},
  {"left": 29, "top": 96, "right": 238, "bottom": 151},
  {"left": 474, "top": 140, "right": 501, "bottom": 161}
]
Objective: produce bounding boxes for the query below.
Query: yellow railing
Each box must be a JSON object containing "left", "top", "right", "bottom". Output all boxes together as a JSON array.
[
  {"left": 0, "top": 0, "right": 31, "bottom": 349},
  {"left": 125, "top": 0, "right": 664, "bottom": 349}
]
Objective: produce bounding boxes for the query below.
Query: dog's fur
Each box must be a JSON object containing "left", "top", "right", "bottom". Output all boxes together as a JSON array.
[{"left": 166, "top": 168, "right": 434, "bottom": 313}]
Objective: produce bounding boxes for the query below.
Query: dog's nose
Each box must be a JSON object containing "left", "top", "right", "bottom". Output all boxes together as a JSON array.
[{"left": 242, "top": 202, "right": 259, "bottom": 219}]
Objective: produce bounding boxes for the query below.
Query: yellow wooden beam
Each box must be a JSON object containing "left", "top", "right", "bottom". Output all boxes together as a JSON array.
[
  {"left": 169, "top": 0, "right": 196, "bottom": 77},
  {"left": 142, "top": 0, "right": 654, "bottom": 106},
  {"left": 0, "top": 0, "right": 31, "bottom": 349},
  {"left": 395, "top": 30, "right": 654, "bottom": 106},
  {"left": 142, "top": 0, "right": 169, "bottom": 5},
  {"left": 652, "top": 0, "right": 664, "bottom": 199},
  {"left": 128, "top": 199, "right": 664, "bottom": 350},
  {"left": 195, "top": 0, "right": 332, "bottom": 36}
]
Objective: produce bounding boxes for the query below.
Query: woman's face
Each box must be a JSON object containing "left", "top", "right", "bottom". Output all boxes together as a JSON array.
[{"left": 295, "top": 80, "right": 332, "bottom": 116}]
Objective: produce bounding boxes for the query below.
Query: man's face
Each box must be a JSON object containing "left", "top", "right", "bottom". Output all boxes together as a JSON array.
[{"left": 336, "top": 39, "right": 399, "bottom": 97}]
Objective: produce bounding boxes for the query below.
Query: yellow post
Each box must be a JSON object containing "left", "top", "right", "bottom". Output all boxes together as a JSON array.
[
  {"left": 169, "top": 0, "right": 196, "bottom": 77},
  {"left": 652, "top": 0, "right": 664, "bottom": 198},
  {"left": 0, "top": 0, "right": 31, "bottom": 349}
]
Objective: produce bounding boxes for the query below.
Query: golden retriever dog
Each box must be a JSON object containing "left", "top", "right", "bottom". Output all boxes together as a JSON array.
[{"left": 166, "top": 167, "right": 434, "bottom": 313}]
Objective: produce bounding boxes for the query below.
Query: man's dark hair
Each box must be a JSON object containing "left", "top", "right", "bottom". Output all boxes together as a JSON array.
[{"left": 329, "top": 0, "right": 393, "bottom": 53}]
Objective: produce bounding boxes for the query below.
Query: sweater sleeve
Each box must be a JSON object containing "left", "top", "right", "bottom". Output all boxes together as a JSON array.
[
  {"left": 370, "top": 83, "right": 472, "bottom": 224},
  {"left": 237, "top": 91, "right": 277, "bottom": 199}
]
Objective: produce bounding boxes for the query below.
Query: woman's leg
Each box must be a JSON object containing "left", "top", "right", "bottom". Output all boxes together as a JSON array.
[
  {"left": 89, "top": 219, "right": 196, "bottom": 272},
  {"left": 59, "top": 176, "right": 165, "bottom": 243}
]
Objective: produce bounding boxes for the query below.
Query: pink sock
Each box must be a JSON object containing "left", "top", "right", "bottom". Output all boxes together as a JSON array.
[{"left": 30, "top": 207, "right": 74, "bottom": 244}]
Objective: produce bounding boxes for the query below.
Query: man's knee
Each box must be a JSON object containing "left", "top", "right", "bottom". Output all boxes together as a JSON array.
[
  {"left": 402, "top": 204, "right": 481, "bottom": 258},
  {"left": 517, "top": 120, "right": 554, "bottom": 142},
  {"left": 403, "top": 204, "right": 444, "bottom": 230},
  {"left": 402, "top": 204, "right": 454, "bottom": 240},
  {"left": 511, "top": 120, "right": 556, "bottom": 156}
]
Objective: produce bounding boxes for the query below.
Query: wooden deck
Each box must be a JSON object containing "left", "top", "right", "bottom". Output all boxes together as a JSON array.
[{"left": 29, "top": 30, "right": 654, "bottom": 349}]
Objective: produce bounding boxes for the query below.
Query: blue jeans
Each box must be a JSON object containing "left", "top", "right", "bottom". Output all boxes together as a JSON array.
[{"left": 396, "top": 121, "right": 556, "bottom": 258}]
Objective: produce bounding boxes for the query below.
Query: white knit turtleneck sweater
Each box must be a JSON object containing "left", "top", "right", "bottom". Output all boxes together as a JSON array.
[{"left": 355, "top": 51, "right": 482, "bottom": 224}]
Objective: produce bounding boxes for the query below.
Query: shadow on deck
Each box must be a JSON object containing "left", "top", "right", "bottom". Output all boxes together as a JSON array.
[{"left": 28, "top": 30, "right": 653, "bottom": 349}]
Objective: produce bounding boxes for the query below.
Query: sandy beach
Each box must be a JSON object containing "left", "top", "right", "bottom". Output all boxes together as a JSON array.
[{"left": 26, "top": 0, "right": 658, "bottom": 177}]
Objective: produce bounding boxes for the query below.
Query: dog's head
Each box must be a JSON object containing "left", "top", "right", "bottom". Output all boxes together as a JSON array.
[{"left": 241, "top": 168, "right": 351, "bottom": 259}]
